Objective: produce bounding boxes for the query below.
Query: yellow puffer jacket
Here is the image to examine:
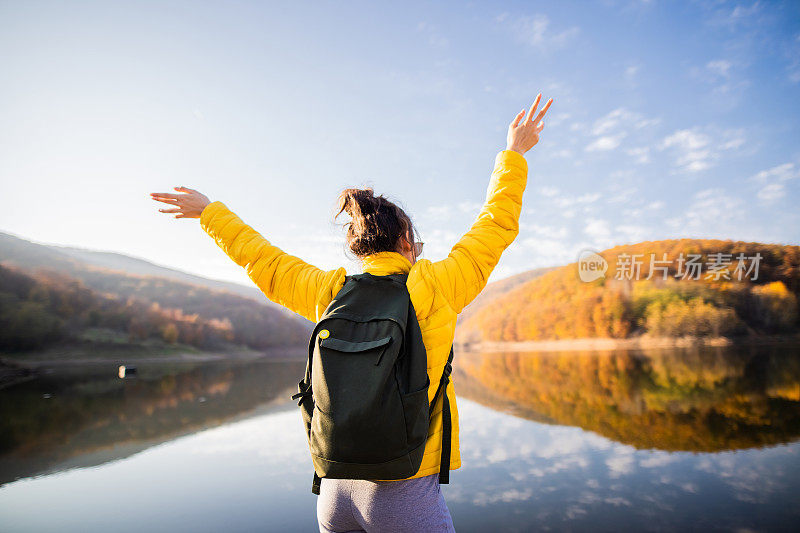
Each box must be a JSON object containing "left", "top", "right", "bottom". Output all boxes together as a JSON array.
[{"left": 199, "top": 149, "right": 528, "bottom": 479}]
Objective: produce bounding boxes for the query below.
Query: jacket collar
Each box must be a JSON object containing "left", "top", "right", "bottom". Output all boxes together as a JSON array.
[{"left": 360, "top": 251, "right": 412, "bottom": 275}]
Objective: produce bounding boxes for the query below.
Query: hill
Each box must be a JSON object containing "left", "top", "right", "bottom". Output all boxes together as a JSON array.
[
  {"left": 0, "top": 231, "right": 313, "bottom": 355},
  {"left": 0, "top": 230, "right": 300, "bottom": 315},
  {"left": 457, "top": 239, "right": 800, "bottom": 343}
]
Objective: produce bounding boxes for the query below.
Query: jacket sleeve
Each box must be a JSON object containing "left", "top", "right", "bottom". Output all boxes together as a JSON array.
[
  {"left": 428, "top": 149, "right": 528, "bottom": 314},
  {"left": 199, "top": 201, "right": 346, "bottom": 322}
]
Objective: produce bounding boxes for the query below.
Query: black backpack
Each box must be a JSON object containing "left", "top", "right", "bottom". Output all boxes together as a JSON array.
[{"left": 291, "top": 271, "right": 454, "bottom": 495}]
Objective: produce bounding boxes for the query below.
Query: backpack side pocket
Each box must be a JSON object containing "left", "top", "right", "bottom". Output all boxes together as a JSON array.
[{"left": 400, "top": 375, "right": 431, "bottom": 450}]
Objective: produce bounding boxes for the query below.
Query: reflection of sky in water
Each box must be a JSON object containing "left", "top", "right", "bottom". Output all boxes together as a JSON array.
[
  {"left": 1, "top": 399, "right": 798, "bottom": 532},
  {"left": 0, "top": 404, "right": 320, "bottom": 532},
  {"left": 448, "top": 401, "right": 799, "bottom": 532}
]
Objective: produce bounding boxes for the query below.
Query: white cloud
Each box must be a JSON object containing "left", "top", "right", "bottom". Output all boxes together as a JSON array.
[
  {"left": 750, "top": 162, "right": 798, "bottom": 203},
  {"left": 668, "top": 188, "right": 744, "bottom": 236},
  {"left": 615, "top": 223, "right": 651, "bottom": 242},
  {"left": 586, "top": 135, "right": 622, "bottom": 152},
  {"left": 417, "top": 227, "right": 462, "bottom": 259},
  {"left": 720, "top": 137, "right": 745, "bottom": 150},
  {"left": 750, "top": 162, "right": 799, "bottom": 183},
  {"left": 457, "top": 200, "right": 483, "bottom": 213},
  {"left": 539, "top": 186, "right": 560, "bottom": 197},
  {"left": 585, "top": 218, "right": 611, "bottom": 240},
  {"left": 689, "top": 55, "right": 750, "bottom": 107},
  {"left": 706, "top": 59, "right": 732, "bottom": 77},
  {"left": 591, "top": 108, "right": 628, "bottom": 136},
  {"left": 550, "top": 148, "right": 574, "bottom": 158},
  {"left": 553, "top": 192, "right": 602, "bottom": 208},
  {"left": 420, "top": 200, "right": 487, "bottom": 221},
  {"left": 591, "top": 107, "right": 659, "bottom": 136},
  {"left": 635, "top": 117, "right": 661, "bottom": 128},
  {"left": 520, "top": 222, "right": 569, "bottom": 239},
  {"left": 706, "top": 1, "right": 762, "bottom": 29},
  {"left": 757, "top": 182, "right": 785, "bottom": 202},
  {"left": 584, "top": 107, "right": 660, "bottom": 155},
  {"left": 500, "top": 13, "right": 580, "bottom": 51},
  {"left": 519, "top": 236, "right": 573, "bottom": 264},
  {"left": 545, "top": 112, "right": 571, "bottom": 128},
  {"left": 661, "top": 128, "right": 710, "bottom": 151},
  {"left": 659, "top": 127, "right": 745, "bottom": 173},
  {"left": 424, "top": 204, "right": 452, "bottom": 220},
  {"left": 625, "top": 146, "right": 650, "bottom": 164}
]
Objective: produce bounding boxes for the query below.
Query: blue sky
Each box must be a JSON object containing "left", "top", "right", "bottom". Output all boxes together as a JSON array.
[{"left": 1, "top": 0, "right": 798, "bottom": 287}]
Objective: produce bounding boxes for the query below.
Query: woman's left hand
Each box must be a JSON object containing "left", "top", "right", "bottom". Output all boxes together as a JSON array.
[{"left": 150, "top": 187, "right": 210, "bottom": 219}]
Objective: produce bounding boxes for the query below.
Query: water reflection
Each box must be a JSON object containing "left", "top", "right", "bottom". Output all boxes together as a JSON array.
[
  {"left": 0, "top": 359, "right": 304, "bottom": 485},
  {"left": 0, "top": 345, "right": 798, "bottom": 532},
  {"left": 454, "top": 343, "right": 800, "bottom": 452},
  {"left": 0, "top": 402, "right": 321, "bottom": 533},
  {"left": 449, "top": 400, "right": 799, "bottom": 532}
]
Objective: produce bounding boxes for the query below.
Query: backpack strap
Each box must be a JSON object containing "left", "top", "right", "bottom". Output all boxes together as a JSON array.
[
  {"left": 306, "top": 273, "right": 354, "bottom": 495},
  {"left": 429, "top": 344, "right": 454, "bottom": 485}
]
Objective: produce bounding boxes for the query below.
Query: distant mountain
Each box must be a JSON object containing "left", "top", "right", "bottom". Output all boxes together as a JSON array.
[
  {"left": 0, "top": 231, "right": 313, "bottom": 354},
  {"left": 0, "top": 231, "right": 296, "bottom": 315},
  {"left": 457, "top": 239, "right": 800, "bottom": 343}
]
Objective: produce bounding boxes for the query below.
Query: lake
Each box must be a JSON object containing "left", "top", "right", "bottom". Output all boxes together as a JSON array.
[{"left": 1, "top": 343, "right": 798, "bottom": 532}]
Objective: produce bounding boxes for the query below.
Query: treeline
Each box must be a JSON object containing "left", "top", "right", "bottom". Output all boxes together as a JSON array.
[
  {"left": 0, "top": 230, "right": 315, "bottom": 353},
  {"left": 0, "top": 263, "right": 237, "bottom": 351},
  {"left": 59, "top": 266, "right": 312, "bottom": 349},
  {"left": 461, "top": 239, "right": 800, "bottom": 342}
]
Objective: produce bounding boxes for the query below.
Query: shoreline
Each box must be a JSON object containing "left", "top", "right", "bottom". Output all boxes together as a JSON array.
[
  {"left": 455, "top": 333, "right": 800, "bottom": 353},
  {"left": 0, "top": 345, "right": 308, "bottom": 387},
  {"left": 3, "top": 334, "right": 798, "bottom": 388}
]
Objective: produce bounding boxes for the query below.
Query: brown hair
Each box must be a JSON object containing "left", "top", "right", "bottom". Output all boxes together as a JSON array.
[{"left": 334, "top": 187, "right": 419, "bottom": 259}]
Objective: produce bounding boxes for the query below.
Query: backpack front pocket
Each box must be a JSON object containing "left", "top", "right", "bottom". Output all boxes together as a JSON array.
[
  {"left": 310, "top": 329, "right": 408, "bottom": 464},
  {"left": 312, "top": 332, "right": 397, "bottom": 415}
]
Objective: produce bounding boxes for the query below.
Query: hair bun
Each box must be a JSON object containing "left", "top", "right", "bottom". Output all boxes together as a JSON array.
[
  {"left": 334, "top": 186, "right": 414, "bottom": 259},
  {"left": 344, "top": 188, "right": 376, "bottom": 217}
]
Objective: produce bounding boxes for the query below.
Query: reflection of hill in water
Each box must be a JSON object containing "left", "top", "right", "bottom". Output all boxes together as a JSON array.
[
  {"left": 454, "top": 343, "right": 800, "bottom": 452},
  {"left": 0, "top": 360, "right": 304, "bottom": 485}
]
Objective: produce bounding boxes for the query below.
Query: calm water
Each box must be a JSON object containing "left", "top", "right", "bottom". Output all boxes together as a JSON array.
[{"left": 1, "top": 344, "right": 799, "bottom": 532}]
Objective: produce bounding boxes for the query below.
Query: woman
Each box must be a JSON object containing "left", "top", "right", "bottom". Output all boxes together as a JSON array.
[{"left": 150, "top": 94, "right": 552, "bottom": 532}]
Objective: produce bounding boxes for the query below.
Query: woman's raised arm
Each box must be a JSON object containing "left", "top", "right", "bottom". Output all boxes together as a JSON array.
[
  {"left": 425, "top": 95, "right": 552, "bottom": 315},
  {"left": 150, "top": 188, "right": 344, "bottom": 322}
]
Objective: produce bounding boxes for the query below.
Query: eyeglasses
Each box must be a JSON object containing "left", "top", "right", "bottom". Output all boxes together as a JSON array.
[{"left": 413, "top": 242, "right": 424, "bottom": 257}]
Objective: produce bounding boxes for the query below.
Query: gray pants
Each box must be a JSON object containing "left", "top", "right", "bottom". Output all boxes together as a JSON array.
[{"left": 316, "top": 473, "right": 456, "bottom": 532}]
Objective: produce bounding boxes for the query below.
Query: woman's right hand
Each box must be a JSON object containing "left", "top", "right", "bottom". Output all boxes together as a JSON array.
[
  {"left": 507, "top": 94, "right": 553, "bottom": 155},
  {"left": 150, "top": 186, "right": 211, "bottom": 219}
]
